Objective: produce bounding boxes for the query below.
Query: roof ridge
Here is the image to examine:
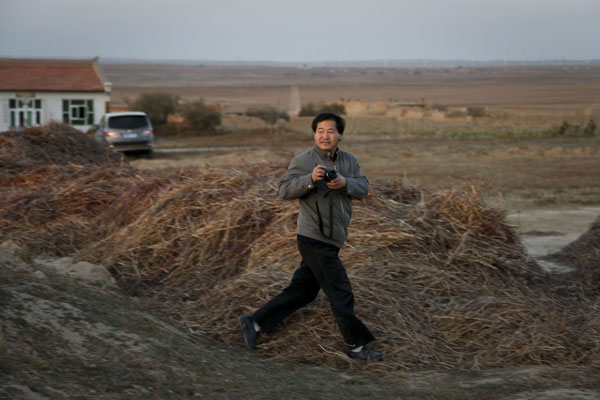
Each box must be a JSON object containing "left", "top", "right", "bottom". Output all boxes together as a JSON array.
[{"left": 0, "top": 58, "right": 98, "bottom": 65}]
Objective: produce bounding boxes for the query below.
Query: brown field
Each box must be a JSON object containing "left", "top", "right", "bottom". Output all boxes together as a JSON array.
[{"left": 102, "top": 63, "right": 600, "bottom": 118}]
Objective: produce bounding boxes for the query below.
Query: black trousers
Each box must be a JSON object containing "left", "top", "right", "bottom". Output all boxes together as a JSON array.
[{"left": 252, "top": 239, "right": 375, "bottom": 347}]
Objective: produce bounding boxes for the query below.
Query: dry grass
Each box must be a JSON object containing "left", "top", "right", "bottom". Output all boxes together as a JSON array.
[
  {"left": 0, "top": 122, "right": 123, "bottom": 171},
  {"left": 2, "top": 123, "right": 600, "bottom": 375}
]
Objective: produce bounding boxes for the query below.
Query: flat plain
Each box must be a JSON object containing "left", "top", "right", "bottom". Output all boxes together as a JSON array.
[{"left": 102, "top": 63, "right": 600, "bottom": 116}]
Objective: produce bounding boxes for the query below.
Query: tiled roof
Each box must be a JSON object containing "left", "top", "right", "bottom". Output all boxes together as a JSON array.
[{"left": 0, "top": 58, "right": 106, "bottom": 92}]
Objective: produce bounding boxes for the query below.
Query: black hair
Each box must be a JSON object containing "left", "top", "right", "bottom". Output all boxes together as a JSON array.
[{"left": 311, "top": 113, "right": 345, "bottom": 134}]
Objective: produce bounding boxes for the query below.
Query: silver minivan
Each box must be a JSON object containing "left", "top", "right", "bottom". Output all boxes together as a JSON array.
[{"left": 93, "top": 112, "right": 154, "bottom": 155}]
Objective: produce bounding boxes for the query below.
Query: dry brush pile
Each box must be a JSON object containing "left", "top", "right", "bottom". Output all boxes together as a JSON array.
[
  {"left": 545, "top": 216, "right": 600, "bottom": 297},
  {"left": 1, "top": 123, "right": 599, "bottom": 373}
]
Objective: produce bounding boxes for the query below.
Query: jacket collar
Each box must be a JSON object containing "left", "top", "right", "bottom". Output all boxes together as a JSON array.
[{"left": 313, "top": 145, "right": 339, "bottom": 162}]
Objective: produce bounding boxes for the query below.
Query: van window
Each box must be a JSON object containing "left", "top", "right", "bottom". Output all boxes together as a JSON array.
[{"left": 108, "top": 115, "right": 149, "bottom": 129}]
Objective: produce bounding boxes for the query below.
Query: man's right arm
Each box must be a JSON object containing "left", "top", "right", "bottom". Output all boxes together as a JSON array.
[{"left": 278, "top": 155, "right": 315, "bottom": 200}]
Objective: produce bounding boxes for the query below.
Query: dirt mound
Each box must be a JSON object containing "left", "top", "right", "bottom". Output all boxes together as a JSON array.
[
  {"left": 82, "top": 164, "right": 290, "bottom": 294},
  {"left": 81, "top": 170, "right": 600, "bottom": 371},
  {"left": 0, "top": 165, "right": 151, "bottom": 255},
  {"left": 0, "top": 123, "right": 149, "bottom": 254},
  {"left": 545, "top": 216, "right": 600, "bottom": 291},
  {"left": 3, "top": 243, "right": 405, "bottom": 400},
  {"left": 0, "top": 123, "right": 121, "bottom": 172},
  {"left": 554, "top": 216, "right": 600, "bottom": 261}
]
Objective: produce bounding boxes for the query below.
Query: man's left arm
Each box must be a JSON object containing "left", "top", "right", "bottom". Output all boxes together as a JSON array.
[{"left": 343, "top": 157, "right": 369, "bottom": 199}]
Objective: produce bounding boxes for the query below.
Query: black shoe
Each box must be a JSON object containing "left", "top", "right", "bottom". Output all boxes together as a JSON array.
[
  {"left": 239, "top": 315, "right": 258, "bottom": 350},
  {"left": 348, "top": 346, "right": 383, "bottom": 361}
]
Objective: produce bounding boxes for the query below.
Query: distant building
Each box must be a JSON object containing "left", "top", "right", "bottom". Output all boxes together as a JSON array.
[{"left": 0, "top": 57, "right": 111, "bottom": 132}]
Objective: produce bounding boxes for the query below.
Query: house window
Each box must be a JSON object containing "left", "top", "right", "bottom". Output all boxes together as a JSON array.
[
  {"left": 62, "top": 99, "right": 95, "bottom": 126},
  {"left": 8, "top": 97, "right": 42, "bottom": 128}
]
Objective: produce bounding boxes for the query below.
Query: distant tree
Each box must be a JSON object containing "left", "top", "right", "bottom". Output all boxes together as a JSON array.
[
  {"left": 246, "top": 106, "right": 289, "bottom": 125},
  {"left": 132, "top": 92, "right": 179, "bottom": 127},
  {"left": 180, "top": 100, "right": 222, "bottom": 133}
]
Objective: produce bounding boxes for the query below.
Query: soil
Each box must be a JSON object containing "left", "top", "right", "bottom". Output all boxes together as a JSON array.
[
  {"left": 0, "top": 242, "right": 391, "bottom": 399},
  {"left": 2, "top": 242, "right": 599, "bottom": 399}
]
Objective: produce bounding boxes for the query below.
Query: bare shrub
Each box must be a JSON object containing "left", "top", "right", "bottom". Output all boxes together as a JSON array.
[
  {"left": 467, "top": 107, "right": 486, "bottom": 118},
  {"left": 245, "top": 106, "right": 289, "bottom": 125},
  {"left": 180, "top": 100, "right": 222, "bottom": 135},
  {"left": 299, "top": 102, "right": 345, "bottom": 117},
  {"left": 551, "top": 120, "right": 596, "bottom": 137},
  {"left": 584, "top": 119, "right": 597, "bottom": 136},
  {"left": 298, "top": 102, "right": 317, "bottom": 117},
  {"left": 132, "top": 92, "right": 179, "bottom": 127},
  {"left": 447, "top": 110, "right": 468, "bottom": 118}
]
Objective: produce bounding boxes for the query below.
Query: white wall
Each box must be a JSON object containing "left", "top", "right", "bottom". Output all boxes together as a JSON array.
[{"left": 0, "top": 91, "right": 109, "bottom": 132}]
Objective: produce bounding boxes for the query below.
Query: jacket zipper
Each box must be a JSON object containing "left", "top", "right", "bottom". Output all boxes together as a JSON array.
[{"left": 334, "top": 160, "right": 346, "bottom": 225}]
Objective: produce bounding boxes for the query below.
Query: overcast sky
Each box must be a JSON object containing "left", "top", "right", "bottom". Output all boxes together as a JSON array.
[{"left": 1, "top": 0, "right": 599, "bottom": 62}]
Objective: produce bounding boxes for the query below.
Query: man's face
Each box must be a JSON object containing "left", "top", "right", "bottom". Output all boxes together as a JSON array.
[{"left": 314, "top": 120, "right": 342, "bottom": 154}]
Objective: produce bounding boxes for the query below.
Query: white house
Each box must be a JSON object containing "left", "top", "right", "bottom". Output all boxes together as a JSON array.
[{"left": 0, "top": 58, "right": 111, "bottom": 132}]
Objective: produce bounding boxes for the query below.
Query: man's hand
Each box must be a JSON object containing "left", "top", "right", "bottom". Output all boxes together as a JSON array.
[
  {"left": 327, "top": 174, "right": 347, "bottom": 190},
  {"left": 312, "top": 165, "right": 327, "bottom": 183},
  {"left": 312, "top": 165, "right": 347, "bottom": 190}
]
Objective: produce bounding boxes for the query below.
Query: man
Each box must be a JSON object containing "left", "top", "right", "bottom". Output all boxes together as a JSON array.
[{"left": 240, "top": 112, "right": 383, "bottom": 361}]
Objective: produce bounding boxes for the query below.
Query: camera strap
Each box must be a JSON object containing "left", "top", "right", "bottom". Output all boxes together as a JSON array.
[{"left": 315, "top": 189, "right": 333, "bottom": 239}]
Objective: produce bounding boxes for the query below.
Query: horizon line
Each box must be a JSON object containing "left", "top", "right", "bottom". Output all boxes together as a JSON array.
[{"left": 1, "top": 55, "right": 599, "bottom": 67}]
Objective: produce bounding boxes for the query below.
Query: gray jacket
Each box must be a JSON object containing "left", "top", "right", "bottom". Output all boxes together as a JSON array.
[{"left": 278, "top": 145, "right": 369, "bottom": 248}]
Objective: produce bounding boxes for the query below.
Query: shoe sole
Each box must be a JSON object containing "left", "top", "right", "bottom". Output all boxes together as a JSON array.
[{"left": 239, "top": 316, "right": 257, "bottom": 350}]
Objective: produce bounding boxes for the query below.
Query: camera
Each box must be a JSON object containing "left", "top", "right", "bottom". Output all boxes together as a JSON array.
[{"left": 323, "top": 168, "right": 337, "bottom": 182}]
